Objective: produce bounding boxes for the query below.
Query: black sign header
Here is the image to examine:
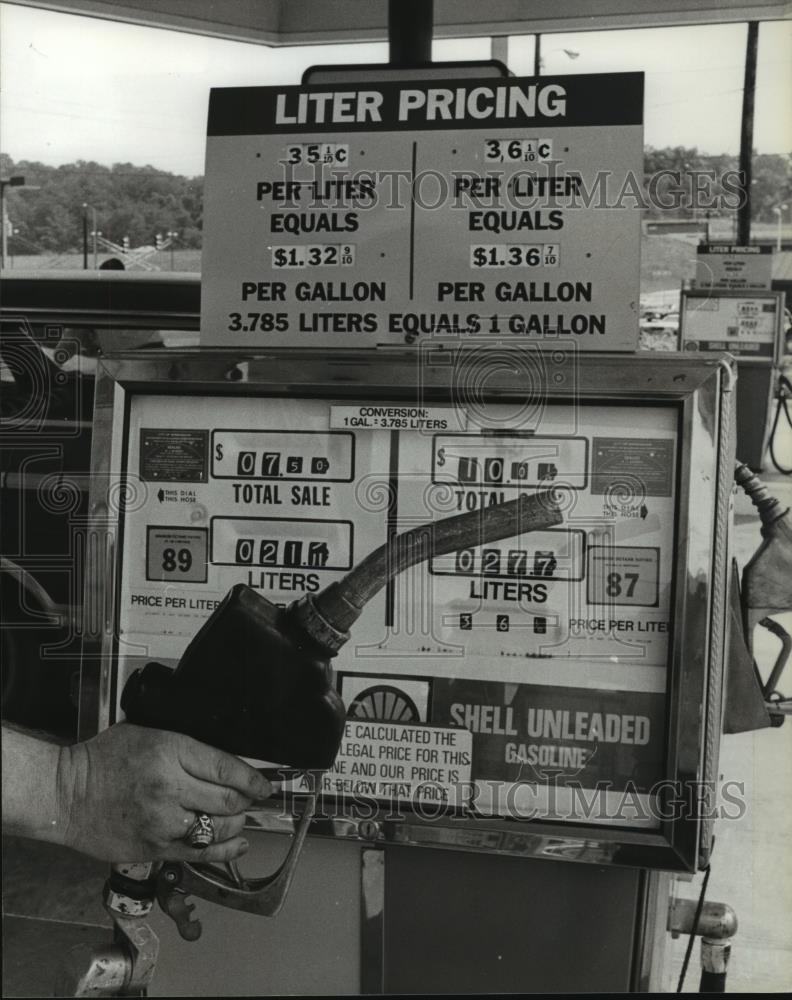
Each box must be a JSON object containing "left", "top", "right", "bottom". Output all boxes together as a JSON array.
[{"left": 208, "top": 73, "right": 644, "bottom": 136}]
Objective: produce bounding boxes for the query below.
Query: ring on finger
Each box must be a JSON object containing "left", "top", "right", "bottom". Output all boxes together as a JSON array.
[{"left": 185, "top": 812, "right": 215, "bottom": 848}]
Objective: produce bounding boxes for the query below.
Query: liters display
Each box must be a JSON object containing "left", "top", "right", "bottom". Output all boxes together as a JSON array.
[{"left": 200, "top": 73, "right": 643, "bottom": 350}]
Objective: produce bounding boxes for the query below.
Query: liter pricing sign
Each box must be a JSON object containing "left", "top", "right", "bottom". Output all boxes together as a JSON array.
[
  {"left": 200, "top": 73, "right": 643, "bottom": 350},
  {"left": 695, "top": 244, "right": 773, "bottom": 292}
]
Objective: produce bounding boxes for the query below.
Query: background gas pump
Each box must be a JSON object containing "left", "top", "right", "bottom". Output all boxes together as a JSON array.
[
  {"left": 667, "top": 462, "right": 791, "bottom": 993},
  {"left": 727, "top": 463, "right": 791, "bottom": 728}
]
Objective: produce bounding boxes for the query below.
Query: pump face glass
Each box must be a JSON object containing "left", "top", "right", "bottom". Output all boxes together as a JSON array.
[
  {"left": 87, "top": 351, "right": 727, "bottom": 872},
  {"left": 115, "top": 393, "right": 674, "bottom": 832}
]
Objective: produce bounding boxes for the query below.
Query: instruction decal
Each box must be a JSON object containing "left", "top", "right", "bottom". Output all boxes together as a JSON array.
[
  {"left": 591, "top": 438, "right": 674, "bottom": 497},
  {"left": 317, "top": 721, "right": 473, "bottom": 804},
  {"left": 140, "top": 429, "right": 208, "bottom": 483}
]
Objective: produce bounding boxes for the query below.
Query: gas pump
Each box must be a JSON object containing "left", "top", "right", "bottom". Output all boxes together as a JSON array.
[
  {"left": 45, "top": 4, "right": 789, "bottom": 995},
  {"left": 57, "top": 345, "right": 770, "bottom": 996},
  {"left": 679, "top": 287, "right": 787, "bottom": 472}
]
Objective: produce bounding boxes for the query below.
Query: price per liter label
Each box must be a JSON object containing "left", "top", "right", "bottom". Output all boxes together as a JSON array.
[
  {"left": 586, "top": 546, "right": 660, "bottom": 608},
  {"left": 433, "top": 435, "right": 588, "bottom": 492},
  {"left": 431, "top": 528, "right": 585, "bottom": 582},
  {"left": 211, "top": 430, "right": 355, "bottom": 482},
  {"left": 483, "top": 138, "right": 553, "bottom": 163},
  {"left": 210, "top": 516, "right": 353, "bottom": 571},
  {"left": 470, "top": 244, "right": 559, "bottom": 268},
  {"left": 146, "top": 527, "right": 208, "bottom": 583},
  {"left": 284, "top": 142, "right": 349, "bottom": 165},
  {"left": 271, "top": 244, "right": 356, "bottom": 269}
]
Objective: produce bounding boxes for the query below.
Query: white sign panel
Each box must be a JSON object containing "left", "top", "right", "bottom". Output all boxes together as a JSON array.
[
  {"left": 695, "top": 244, "right": 773, "bottom": 291},
  {"left": 115, "top": 394, "right": 677, "bottom": 827},
  {"left": 200, "top": 73, "right": 643, "bottom": 351},
  {"left": 289, "top": 722, "right": 474, "bottom": 807}
]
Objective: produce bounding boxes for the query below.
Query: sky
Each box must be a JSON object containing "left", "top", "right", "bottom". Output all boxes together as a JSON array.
[{"left": 0, "top": 3, "right": 790, "bottom": 176}]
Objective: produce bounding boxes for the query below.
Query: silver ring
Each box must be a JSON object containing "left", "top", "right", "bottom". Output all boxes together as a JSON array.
[{"left": 186, "top": 812, "right": 215, "bottom": 848}]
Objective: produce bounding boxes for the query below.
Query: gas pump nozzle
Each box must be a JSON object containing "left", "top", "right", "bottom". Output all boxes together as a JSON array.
[
  {"left": 118, "top": 489, "right": 562, "bottom": 931},
  {"left": 123, "top": 490, "right": 562, "bottom": 765},
  {"left": 732, "top": 463, "right": 792, "bottom": 724}
]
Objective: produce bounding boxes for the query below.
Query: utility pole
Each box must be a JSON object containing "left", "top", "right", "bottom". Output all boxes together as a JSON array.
[
  {"left": 388, "top": 0, "right": 432, "bottom": 65},
  {"left": 0, "top": 175, "right": 26, "bottom": 269},
  {"left": 82, "top": 203, "right": 89, "bottom": 269},
  {"left": 774, "top": 204, "right": 788, "bottom": 252},
  {"left": 167, "top": 230, "right": 178, "bottom": 270},
  {"left": 84, "top": 203, "right": 99, "bottom": 268},
  {"left": 737, "top": 22, "right": 759, "bottom": 246}
]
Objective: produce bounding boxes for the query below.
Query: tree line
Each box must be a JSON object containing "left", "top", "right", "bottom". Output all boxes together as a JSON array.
[
  {"left": 642, "top": 147, "right": 790, "bottom": 223},
  {"left": 0, "top": 153, "right": 203, "bottom": 254},
  {"left": 1, "top": 148, "right": 789, "bottom": 255}
]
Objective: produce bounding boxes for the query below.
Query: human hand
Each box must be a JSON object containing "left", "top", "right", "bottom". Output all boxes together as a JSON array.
[{"left": 56, "top": 723, "right": 272, "bottom": 862}]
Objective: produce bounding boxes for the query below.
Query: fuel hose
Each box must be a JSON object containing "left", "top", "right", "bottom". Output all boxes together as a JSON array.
[
  {"left": 289, "top": 489, "right": 563, "bottom": 654},
  {"left": 768, "top": 373, "right": 792, "bottom": 475}
]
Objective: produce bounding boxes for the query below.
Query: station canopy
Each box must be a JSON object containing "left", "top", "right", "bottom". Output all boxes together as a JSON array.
[{"left": 10, "top": 0, "right": 792, "bottom": 44}]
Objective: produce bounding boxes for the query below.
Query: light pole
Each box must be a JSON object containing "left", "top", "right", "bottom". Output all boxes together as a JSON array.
[
  {"left": 773, "top": 203, "right": 788, "bottom": 252},
  {"left": 90, "top": 229, "right": 102, "bottom": 269},
  {"left": 8, "top": 226, "right": 19, "bottom": 267},
  {"left": 83, "top": 203, "right": 99, "bottom": 268},
  {"left": 166, "top": 230, "right": 178, "bottom": 271},
  {"left": 82, "top": 203, "right": 89, "bottom": 269},
  {"left": 0, "top": 175, "right": 26, "bottom": 269}
]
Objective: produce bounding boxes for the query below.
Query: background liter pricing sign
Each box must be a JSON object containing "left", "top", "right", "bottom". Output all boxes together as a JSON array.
[
  {"left": 200, "top": 73, "right": 644, "bottom": 351},
  {"left": 694, "top": 244, "right": 773, "bottom": 292}
]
